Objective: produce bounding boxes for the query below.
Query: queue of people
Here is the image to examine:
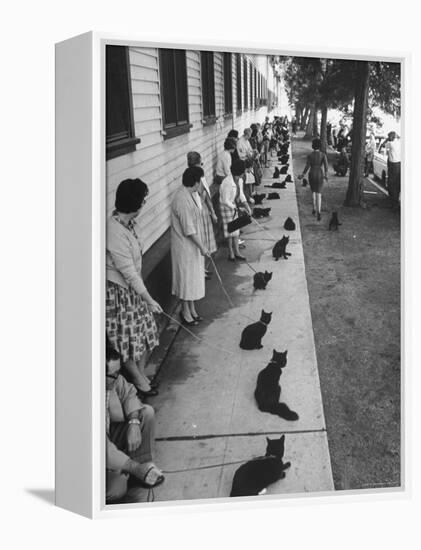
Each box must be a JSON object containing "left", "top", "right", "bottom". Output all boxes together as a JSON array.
[{"left": 104, "top": 115, "right": 288, "bottom": 503}]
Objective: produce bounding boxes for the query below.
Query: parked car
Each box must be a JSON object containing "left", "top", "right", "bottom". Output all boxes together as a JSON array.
[{"left": 372, "top": 136, "right": 388, "bottom": 188}]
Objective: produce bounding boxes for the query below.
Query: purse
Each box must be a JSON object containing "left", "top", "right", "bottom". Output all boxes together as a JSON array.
[{"left": 227, "top": 209, "right": 252, "bottom": 233}]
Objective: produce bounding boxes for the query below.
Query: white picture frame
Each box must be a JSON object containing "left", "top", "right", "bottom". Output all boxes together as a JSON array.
[{"left": 55, "top": 31, "right": 408, "bottom": 519}]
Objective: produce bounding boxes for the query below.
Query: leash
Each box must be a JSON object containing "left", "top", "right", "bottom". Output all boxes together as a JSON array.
[
  {"left": 162, "top": 454, "right": 270, "bottom": 474},
  {"left": 160, "top": 310, "right": 237, "bottom": 357}
]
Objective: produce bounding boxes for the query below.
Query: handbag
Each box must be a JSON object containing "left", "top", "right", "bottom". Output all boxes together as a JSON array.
[{"left": 227, "top": 209, "right": 252, "bottom": 233}]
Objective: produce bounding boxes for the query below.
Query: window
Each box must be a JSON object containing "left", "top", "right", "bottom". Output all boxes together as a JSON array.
[
  {"left": 236, "top": 54, "right": 242, "bottom": 113},
  {"left": 254, "top": 67, "right": 258, "bottom": 109},
  {"left": 159, "top": 49, "right": 189, "bottom": 139},
  {"left": 106, "top": 46, "right": 140, "bottom": 160},
  {"left": 243, "top": 58, "right": 248, "bottom": 110},
  {"left": 223, "top": 53, "right": 232, "bottom": 115},
  {"left": 200, "top": 51, "right": 216, "bottom": 121}
]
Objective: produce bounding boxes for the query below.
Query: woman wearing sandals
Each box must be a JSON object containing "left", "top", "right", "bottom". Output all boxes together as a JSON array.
[
  {"left": 171, "top": 166, "right": 210, "bottom": 327},
  {"left": 298, "top": 138, "right": 328, "bottom": 221},
  {"left": 186, "top": 151, "right": 218, "bottom": 280},
  {"left": 219, "top": 159, "right": 252, "bottom": 262},
  {"left": 106, "top": 178, "right": 162, "bottom": 399},
  {"left": 106, "top": 346, "right": 164, "bottom": 502}
]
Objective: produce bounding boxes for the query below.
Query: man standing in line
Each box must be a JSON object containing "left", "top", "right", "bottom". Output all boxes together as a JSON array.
[
  {"left": 237, "top": 128, "right": 254, "bottom": 161},
  {"left": 385, "top": 131, "right": 401, "bottom": 210}
]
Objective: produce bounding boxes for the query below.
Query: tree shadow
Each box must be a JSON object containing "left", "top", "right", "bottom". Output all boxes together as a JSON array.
[{"left": 26, "top": 488, "right": 55, "bottom": 505}]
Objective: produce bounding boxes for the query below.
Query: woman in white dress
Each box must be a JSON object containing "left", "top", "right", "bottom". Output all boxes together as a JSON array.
[{"left": 171, "top": 166, "right": 210, "bottom": 326}]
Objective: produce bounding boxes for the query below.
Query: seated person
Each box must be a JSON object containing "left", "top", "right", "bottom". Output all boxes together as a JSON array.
[
  {"left": 333, "top": 147, "right": 350, "bottom": 176},
  {"left": 106, "top": 346, "right": 164, "bottom": 503}
]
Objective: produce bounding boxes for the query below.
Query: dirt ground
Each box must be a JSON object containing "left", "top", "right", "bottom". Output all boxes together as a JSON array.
[{"left": 292, "top": 136, "right": 401, "bottom": 490}]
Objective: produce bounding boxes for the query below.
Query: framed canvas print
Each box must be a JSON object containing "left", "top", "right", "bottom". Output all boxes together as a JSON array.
[{"left": 55, "top": 32, "right": 406, "bottom": 518}]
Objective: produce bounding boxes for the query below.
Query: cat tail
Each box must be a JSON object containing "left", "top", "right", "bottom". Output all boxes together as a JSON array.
[{"left": 268, "top": 402, "right": 299, "bottom": 421}]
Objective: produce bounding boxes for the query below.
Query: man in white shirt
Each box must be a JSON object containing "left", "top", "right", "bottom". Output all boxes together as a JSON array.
[
  {"left": 237, "top": 128, "right": 254, "bottom": 161},
  {"left": 385, "top": 131, "right": 401, "bottom": 209}
]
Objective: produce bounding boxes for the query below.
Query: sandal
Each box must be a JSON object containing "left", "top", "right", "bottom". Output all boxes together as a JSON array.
[{"left": 140, "top": 463, "right": 165, "bottom": 488}]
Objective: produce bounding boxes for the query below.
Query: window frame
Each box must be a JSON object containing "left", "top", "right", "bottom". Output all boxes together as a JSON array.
[
  {"left": 243, "top": 57, "right": 248, "bottom": 111},
  {"left": 159, "top": 48, "right": 190, "bottom": 140},
  {"left": 106, "top": 46, "right": 140, "bottom": 160},
  {"left": 236, "top": 53, "right": 242, "bottom": 115},
  {"left": 200, "top": 51, "right": 216, "bottom": 125},
  {"left": 223, "top": 52, "right": 233, "bottom": 117}
]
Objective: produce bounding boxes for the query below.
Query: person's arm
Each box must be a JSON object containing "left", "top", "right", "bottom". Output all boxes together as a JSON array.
[
  {"left": 323, "top": 153, "right": 329, "bottom": 179},
  {"left": 298, "top": 156, "right": 311, "bottom": 179},
  {"left": 222, "top": 153, "right": 232, "bottom": 177},
  {"left": 175, "top": 199, "right": 209, "bottom": 256},
  {"left": 204, "top": 192, "right": 217, "bottom": 223},
  {"left": 107, "top": 229, "right": 162, "bottom": 313},
  {"left": 237, "top": 180, "right": 251, "bottom": 215},
  {"left": 220, "top": 180, "right": 236, "bottom": 209}
]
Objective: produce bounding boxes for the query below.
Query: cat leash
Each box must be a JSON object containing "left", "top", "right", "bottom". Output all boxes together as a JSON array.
[{"left": 160, "top": 310, "right": 237, "bottom": 357}]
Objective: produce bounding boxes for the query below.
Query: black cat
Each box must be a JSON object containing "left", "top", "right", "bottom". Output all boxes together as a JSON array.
[
  {"left": 272, "top": 235, "right": 291, "bottom": 260},
  {"left": 329, "top": 211, "right": 342, "bottom": 230},
  {"left": 267, "top": 192, "right": 280, "bottom": 200},
  {"left": 283, "top": 217, "right": 295, "bottom": 231},
  {"left": 253, "top": 270, "right": 273, "bottom": 290},
  {"left": 252, "top": 207, "right": 271, "bottom": 219},
  {"left": 280, "top": 144, "right": 289, "bottom": 154},
  {"left": 230, "top": 435, "right": 291, "bottom": 497},
  {"left": 254, "top": 349, "right": 299, "bottom": 420},
  {"left": 302, "top": 177, "right": 308, "bottom": 187},
  {"left": 265, "top": 181, "right": 286, "bottom": 189},
  {"left": 280, "top": 165, "right": 289, "bottom": 174},
  {"left": 252, "top": 193, "right": 266, "bottom": 205},
  {"left": 278, "top": 154, "right": 289, "bottom": 164},
  {"left": 284, "top": 174, "right": 293, "bottom": 183},
  {"left": 239, "top": 309, "right": 272, "bottom": 350},
  {"left": 272, "top": 167, "right": 280, "bottom": 179}
]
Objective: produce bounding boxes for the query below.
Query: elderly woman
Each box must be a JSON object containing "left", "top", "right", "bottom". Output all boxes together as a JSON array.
[
  {"left": 106, "top": 178, "right": 162, "bottom": 398},
  {"left": 219, "top": 159, "right": 251, "bottom": 262},
  {"left": 299, "top": 138, "right": 329, "bottom": 221},
  {"left": 171, "top": 166, "right": 210, "bottom": 326},
  {"left": 187, "top": 151, "right": 218, "bottom": 279}
]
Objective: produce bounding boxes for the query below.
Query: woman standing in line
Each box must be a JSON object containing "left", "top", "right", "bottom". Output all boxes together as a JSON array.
[
  {"left": 106, "top": 178, "right": 162, "bottom": 398},
  {"left": 219, "top": 159, "right": 251, "bottom": 262},
  {"left": 298, "top": 138, "right": 329, "bottom": 221},
  {"left": 187, "top": 151, "right": 218, "bottom": 279},
  {"left": 171, "top": 166, "right": 210, "bottom": 326}
]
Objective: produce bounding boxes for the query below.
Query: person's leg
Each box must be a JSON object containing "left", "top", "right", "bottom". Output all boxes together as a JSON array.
[
  {"left": 316, "top": 193, "right": 322, "bottom": 220},
  {"left": 312, "top": 192, "right": 317, "bottom": 214},
  {"left": 233, "top": 236, "right": 245, "bottom": 258},
  {"left": 181, "top": 299, "right": 195, "bottom": 322},
  {"left": 106, "top": 470, "right": 129, "bottom": 503},
  {"left": 188, "top": 300, "right": 198, "bottom": 318},
  {"left": 227, "top": 236, "right": 235, "bottom": 260},
  {"left": 123, "top": 358, "right": 151, "bottom": 392}
]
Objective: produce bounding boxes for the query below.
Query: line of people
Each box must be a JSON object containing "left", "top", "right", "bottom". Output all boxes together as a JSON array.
[{"left": 104, "top": 115, "right": 290, "bottom": 503}]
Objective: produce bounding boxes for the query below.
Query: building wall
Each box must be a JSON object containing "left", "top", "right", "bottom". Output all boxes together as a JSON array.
[{"left": 106, "top": 48, "right": 278, "bottom": 259}]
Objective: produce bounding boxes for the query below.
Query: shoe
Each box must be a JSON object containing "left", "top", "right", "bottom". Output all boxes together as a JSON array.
[
  {"left": 317, "top": 213, "right": 321, "bottom": 221},
  {"left": 137, "top": 388, "right": 159, "bottom": 398},
  {"left": 149, "top": 380, "right": 159, "bottom": 389},
  {"left": 180, "top": 311, "right": 199, "bottom": 326},
  {"left": 312, "top": 209, "right": 316, "bottom": 215},
  {"left": 234, "top": 254, "right": 247, "bottom": 261},
  {"left": 193, "top": 315, "right": 204, "bottom": 322}
]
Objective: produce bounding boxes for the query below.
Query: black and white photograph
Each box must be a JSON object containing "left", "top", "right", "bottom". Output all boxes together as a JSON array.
[{"left": 104, "top": 45, "right": 401, "bottom": 505}]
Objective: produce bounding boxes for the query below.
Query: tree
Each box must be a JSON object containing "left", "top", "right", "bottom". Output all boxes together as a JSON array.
[{"left": 344, "top": 61, "right": 370, "bottom": 206}]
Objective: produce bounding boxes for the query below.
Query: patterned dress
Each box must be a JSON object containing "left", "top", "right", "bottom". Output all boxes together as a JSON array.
[
  {"left": 197, "top": 177, "right": 217, "bottom": 254},
  {"left": 106, "top": 215, "right": 159, "bottom": 363}
]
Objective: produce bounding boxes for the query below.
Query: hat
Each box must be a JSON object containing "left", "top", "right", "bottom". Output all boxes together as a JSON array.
[{"left": 284, "top": 217, "right": 296, "bottom": 231}]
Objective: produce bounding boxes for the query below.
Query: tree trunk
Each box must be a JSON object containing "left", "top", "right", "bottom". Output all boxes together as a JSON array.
[
  {"left": 295, "top": 103, "right": 302, "bottom": 126},
  {"left": 320, "top": 104, "right": 328, "bottom": 152},
  {"left": 344, "top": 61, "right": 370, "bottom": 207},
  {"left": 305, "top": 103, "right": 315, "bottom": 138},
  {"left": 301, "top": 105, "right": 309, "bottom": 130}
]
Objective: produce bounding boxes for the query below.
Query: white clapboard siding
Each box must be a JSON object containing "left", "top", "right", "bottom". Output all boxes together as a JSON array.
[{"left": 106, "top": 47, "right": 273, "bottom": 255}]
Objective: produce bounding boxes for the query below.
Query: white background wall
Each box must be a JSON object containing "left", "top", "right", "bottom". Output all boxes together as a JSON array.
[{"left": 1, "top": 0, "right": 420, "bottom": 548}]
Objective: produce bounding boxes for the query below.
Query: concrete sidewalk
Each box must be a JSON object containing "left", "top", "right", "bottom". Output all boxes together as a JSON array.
[{"left": 129, "top": 144, "right": 334, "bottom": 503}]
